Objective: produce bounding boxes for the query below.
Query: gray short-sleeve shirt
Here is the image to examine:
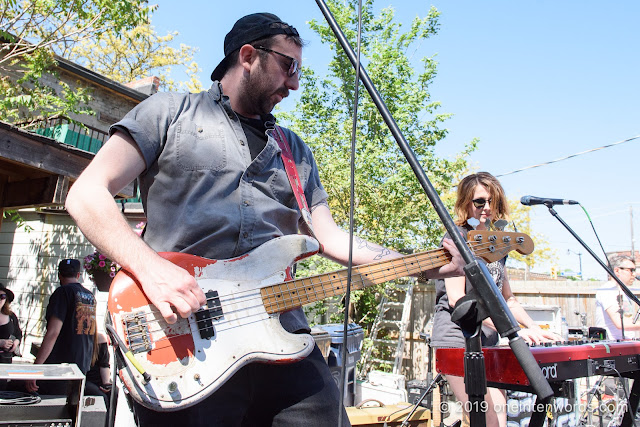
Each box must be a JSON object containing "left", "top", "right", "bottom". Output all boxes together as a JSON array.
[{"left": 111, "top": 83, "right": 329, "bottom": 332}]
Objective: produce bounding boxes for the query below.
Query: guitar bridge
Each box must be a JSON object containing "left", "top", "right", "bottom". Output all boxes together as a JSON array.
[
  {"left": 195, "top": 290, "right": 224, "bottom": 339},
  {"left": 124, "top": 311, "right": 153, "bottom": 354}
]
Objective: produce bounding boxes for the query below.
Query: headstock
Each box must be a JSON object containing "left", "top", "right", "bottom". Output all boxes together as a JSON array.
[{"left": 467, "top": 231, "right": 534, "bottom": 263}]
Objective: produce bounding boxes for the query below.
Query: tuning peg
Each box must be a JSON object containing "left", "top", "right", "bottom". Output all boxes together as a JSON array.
[
  {"left": 466, "top": 218, "right": 480, "bottom": 229},
  {"left": 493, "top": 219, "right": 508, "bottom": 231}
]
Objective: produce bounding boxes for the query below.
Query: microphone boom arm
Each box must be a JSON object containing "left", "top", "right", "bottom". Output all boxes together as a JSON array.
[
  {"left": 543, "top": 204, "right": 640, "bottom": 307},
  {"left": 314, "top": 0, "right": 554, "bottom": 405}
]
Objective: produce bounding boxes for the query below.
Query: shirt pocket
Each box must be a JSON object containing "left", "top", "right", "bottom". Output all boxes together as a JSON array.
[{"left": 176, "top": 121, "right": 227, "bottom": 171}]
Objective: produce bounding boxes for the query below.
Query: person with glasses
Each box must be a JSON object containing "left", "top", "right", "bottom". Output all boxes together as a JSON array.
[
  {"left": 595, "top": 254, "right": 640, "bottom": 340},
  {"left": 65, "top": 12, "right": 464, "bottom": 426},
  {"left": 431, "top": 172, "right": 559, "bottom": 427}
]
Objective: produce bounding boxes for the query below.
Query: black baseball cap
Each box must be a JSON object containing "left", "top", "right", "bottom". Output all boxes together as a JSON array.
[
  {"left": 0, "top": 283, "right": 14, "bottom": 303},
  {"left": 58, "top": 258, "right": 81, "bottom": 277},
  {"left": 211, "top": 13, "right": 299, "bottom": 81}
]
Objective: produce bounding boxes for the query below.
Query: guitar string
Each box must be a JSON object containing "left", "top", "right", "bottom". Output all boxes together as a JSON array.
[
  {"left": 149, "top": 236, "right": 508, "bottom": 306},
  {"left": 122, "top": 240, "right": 521, "bottom": 342},
  {"left": 212, "top": 238, "right": 500, "bottom": 311},
  {"left": 126, "top": 239, "right": 466, "bottom": 329},
  {"left": 123, "top": 240, "right": 513, "bottom": 341},
  {"left": 187, "top": 238, "right": 475, "bottom": 310},
  {"left": 124, "top": 239, "right": 513, "bottom": 343}
]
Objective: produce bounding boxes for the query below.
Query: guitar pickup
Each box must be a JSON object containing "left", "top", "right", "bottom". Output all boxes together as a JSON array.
[
  {"left": 124, "top": 311, "right": 153, "bottom": 354},
  {"left": 195, "top": 290, "right": 224, "bottom": 339}
]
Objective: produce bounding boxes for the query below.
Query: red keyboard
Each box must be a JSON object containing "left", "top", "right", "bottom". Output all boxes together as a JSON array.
[{"left": 436, "top": 340, "right": 640, "bottom": 389}]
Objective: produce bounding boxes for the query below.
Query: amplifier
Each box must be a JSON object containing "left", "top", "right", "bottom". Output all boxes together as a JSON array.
[
  {"left": 0, "top": 396, "right": 72, "bottom": 426},
  {"left": 0, "top": 363, "right": 85, "bottom": 426}
]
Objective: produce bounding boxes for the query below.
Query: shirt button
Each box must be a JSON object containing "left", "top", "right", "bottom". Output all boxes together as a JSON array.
[
  {"left": 240, "top": 140, "right": 245, "bottom": 146},
  {"left": 243, "top": 201, "right": 250, "bottom": 206},
  {"left": 243, "top": 232, "right": 249, "bottom": 238}
]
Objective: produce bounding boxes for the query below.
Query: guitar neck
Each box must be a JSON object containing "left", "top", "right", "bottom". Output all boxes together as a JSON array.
[{"left": 260, "top": 246, "right": 452, "bottom": 314}]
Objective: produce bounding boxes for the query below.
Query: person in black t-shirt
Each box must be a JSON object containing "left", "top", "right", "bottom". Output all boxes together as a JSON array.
[{"left": 26, "top": 259, "right": 97, "bottom": 394}]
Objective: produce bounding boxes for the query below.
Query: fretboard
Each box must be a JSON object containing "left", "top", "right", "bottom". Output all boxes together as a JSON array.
[{"left": 260, "top": 246, "right": 452, "bottom": 314}]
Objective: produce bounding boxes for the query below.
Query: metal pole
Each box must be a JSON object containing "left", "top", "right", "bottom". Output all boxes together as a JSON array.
[
  {"left": 578, "top": 252, "right": 583, "bottom": 279},
  {"left": 631, "top": 205, "right": 636, "bottom": 262}
]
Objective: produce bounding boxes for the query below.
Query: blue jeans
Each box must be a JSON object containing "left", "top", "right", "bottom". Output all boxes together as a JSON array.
[{"left": 132, "top": 345, "right": 350, "bottom": 426}]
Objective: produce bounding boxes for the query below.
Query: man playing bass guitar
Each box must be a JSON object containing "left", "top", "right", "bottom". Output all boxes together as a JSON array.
[{"left": 65, "top": 12, "right": 464, "bottom": 427}]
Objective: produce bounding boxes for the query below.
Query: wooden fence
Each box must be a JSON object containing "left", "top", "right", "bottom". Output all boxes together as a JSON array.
[{"left": 401, "top": 279, "right": 607, "bottom": 381}]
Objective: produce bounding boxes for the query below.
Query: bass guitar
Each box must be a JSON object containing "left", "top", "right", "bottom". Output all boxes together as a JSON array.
[{"left": 108, "top": 230, "right": 533, "bottom": 410}]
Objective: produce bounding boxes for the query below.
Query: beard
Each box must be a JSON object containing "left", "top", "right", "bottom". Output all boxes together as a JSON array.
[{"left": 237, "top": 61, "right": 289, "bottom": 117}]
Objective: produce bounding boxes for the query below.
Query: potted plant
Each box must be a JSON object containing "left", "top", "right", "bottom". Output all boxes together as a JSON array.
[{"left": 84, "top": 250, "right": 120, "bottom": 292}]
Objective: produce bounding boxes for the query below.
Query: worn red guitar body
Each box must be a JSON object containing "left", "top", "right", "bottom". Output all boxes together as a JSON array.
[
  {"left": 108, "top": 235, "right": 319, "bottom": 411},
  {"left": 108, "top": 231, "right": 532, "bottom": 411}
]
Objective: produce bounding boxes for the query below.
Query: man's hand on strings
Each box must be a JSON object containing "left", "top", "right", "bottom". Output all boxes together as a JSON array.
[{"left": 137, "top": 256, "right": 207, "bottom": 324}]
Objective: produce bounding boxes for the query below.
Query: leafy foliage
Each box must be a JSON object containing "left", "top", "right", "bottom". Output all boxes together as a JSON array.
[
  {"left": 60, "top": 21, "right": 203, "bottom": 92},
  {"left": 507, "top": 199, "right": 556, "bottom": 269},
  {"left": 0, "top": 0, "right": 154, "bottom": 124},
  {"left": 2, "top": 210, "right": 33, "bottom": 232},
  {"left": 281, "top": 0, "right": 476, "bottom": 329}
]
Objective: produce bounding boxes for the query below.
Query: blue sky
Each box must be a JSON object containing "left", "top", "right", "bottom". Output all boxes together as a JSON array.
[{"left": 151, "top": 1, "right": 639, "bottom": 281}]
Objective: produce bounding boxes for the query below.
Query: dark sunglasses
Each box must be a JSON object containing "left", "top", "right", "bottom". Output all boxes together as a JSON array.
[
  {"left": 472, "top": 198, "right": 492, "bottom": 209},
  {"left": 256, "top": 46, "right": 302, "bottom": 78},
  {"left": 619, "top": 267, "right": 636, "bottom": 273},
  {"left": 0, "top": 294, "right": 7, "bottom": 300}
]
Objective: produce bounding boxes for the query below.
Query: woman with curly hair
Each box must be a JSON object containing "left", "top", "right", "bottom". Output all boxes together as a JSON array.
[{"left": 431, "top": 172, "right": 559, "bottom": 427}]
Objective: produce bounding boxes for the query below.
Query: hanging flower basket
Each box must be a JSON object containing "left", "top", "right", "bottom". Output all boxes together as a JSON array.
[
  {"left": 91, "top": 269, "right": 114, "bottom": 292},
  {"left": 84, "top": 250, "right": 120, "bottom": 292}
]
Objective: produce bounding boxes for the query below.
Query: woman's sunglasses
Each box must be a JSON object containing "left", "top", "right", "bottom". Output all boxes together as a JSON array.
[
  {"left": 472, "top": 198, "right": 491, "bottom": 209},
  {"left": 0, "top": 294, "right": 7, "bottom": 300}
]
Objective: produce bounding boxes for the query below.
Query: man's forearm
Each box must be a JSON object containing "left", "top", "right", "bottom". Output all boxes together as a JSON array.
[
  {"left": 66, "top": 182, "right": 158, "bottom": 276},
  {"left": 34, "top": 332, "right": 58, "bottom": 364}
]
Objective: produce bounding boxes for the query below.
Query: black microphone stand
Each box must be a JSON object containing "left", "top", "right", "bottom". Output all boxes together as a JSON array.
[
  {"left": 400, "top": 373, "right": 446, "bottom": 427},
  {"left": 541, "top": 203, "right": 640, "bottom": 426},
  {"left": 617, "top": 294, "right": 626, "bottom": 338},
  {"left": 315, "top": 2, "right": 554, "bottom": 425},
  {"left": 542, "top": 203, "right": 640, "bottom": 307}
]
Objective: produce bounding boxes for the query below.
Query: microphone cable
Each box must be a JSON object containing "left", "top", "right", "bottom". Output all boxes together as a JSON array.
[
  {"left": 338, "top": 0, "right": 364, "bottom": 424},
  {"left": 0, "top": 390, "right": 41, "bottom": 405},
  {"left": 578, "top": 204, "right": 611, "bottom": 269}
]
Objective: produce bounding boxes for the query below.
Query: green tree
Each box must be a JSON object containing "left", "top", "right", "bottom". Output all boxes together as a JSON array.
[
  {"left": 508, "top": 199, "right": 556, "bottom": 273},
  {"left": 61, "top": 21, "right": 202, "bottom": 92},
  {"left": 0, "top": 0, "right": 153, "bottom": 124},
  {"left": 281, "top": 0, "right": 476, "bottom": 326}
]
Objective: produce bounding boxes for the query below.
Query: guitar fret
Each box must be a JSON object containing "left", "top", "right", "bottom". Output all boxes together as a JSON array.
[
  {"left": 399, "top": 256, "right": 415, "bottom": 276},
  {"left": 354, "top": 270, "right": 366, "bottom": 290},
  {"left": 316, "top": 275, "right": 328, "bottom": 300},
  {"left": 330, "top": 272, "right": 345, "bottom": 298},
  {"left": 274, "top": 282, "right": 287, "bottom": 311},
  {"left": 299, "top": 278, "right": 313, "bottom": 306}
]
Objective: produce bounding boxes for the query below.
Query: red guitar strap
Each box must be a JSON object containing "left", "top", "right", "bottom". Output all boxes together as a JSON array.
[{"left": 272, "top": 126, "right": 323, "bottom": 253}]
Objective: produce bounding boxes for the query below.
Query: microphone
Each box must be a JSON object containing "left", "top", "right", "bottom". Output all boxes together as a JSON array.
[{"left": 520, "top": 196, "right": 579, "bottom": 206}]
